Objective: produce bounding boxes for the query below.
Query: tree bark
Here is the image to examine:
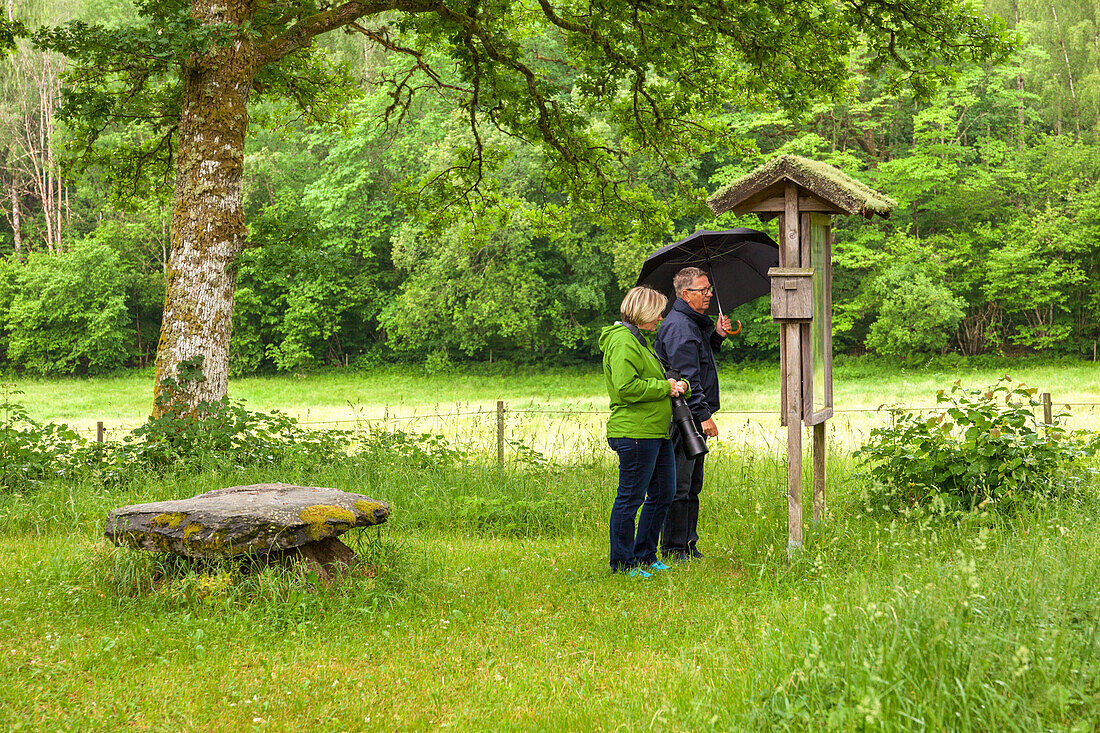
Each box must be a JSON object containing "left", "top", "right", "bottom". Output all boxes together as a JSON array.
[
  {"left": 152, "top": 0, "right": 257, "bottom": 416},
  {"left": 8, "top": 181, "right": 19, "bottom": 254},
  {"left": 151, "top": 0, "right": 395, "bottom": 415}
]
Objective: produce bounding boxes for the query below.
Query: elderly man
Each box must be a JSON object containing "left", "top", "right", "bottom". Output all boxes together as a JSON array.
[{"left": 655, "top": 267, "right": 734, "bottom": 561}]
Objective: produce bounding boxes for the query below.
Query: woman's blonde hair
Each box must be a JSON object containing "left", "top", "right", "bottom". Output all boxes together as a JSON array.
[{"left": 620, "top": 286, "right": 668, "bottom": 326}]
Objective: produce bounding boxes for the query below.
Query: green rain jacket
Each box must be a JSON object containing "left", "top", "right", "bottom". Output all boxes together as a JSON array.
[{"left": 599, "top": 323, "right": 688, "bottom": 439}]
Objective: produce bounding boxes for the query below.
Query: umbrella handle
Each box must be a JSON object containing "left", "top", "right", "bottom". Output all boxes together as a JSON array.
[{"left": 717, "top": 315, "right": 741, "bottom": 336}]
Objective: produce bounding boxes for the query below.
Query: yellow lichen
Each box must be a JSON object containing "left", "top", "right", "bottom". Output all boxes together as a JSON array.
[
  {"left": 298, "top": 504, "right": 355, "bottom": 541},
  {"left": 152, "top": 512, "right": 188, "bottom": 529},
  {"left": 354, "top": 500, "right": 385, "bottom": 519}
]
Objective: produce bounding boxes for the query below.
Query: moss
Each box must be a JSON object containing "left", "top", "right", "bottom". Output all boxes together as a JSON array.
[
  {"left": 183, "top": 522, "right": 203, "bottom": 539},
  {"left": 708, "top": 154, "right": 896, "bottom": 218},
  {"left": 299, "top": 504, "right": 355, "bottom": 541},
  {"left": 354, "top": 500, "right": 386, "bottom": 522},
  {"left": 151, "top": 512, "right": 188, "bottom": 529}
]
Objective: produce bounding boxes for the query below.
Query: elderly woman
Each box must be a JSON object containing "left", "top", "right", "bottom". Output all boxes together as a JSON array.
[{"left": 598, "top": 286, "right": 689, "bottom": 577}]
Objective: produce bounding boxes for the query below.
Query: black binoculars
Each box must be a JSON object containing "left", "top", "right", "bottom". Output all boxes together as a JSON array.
[{"left": 666, "top": 370, "right": 708, "bottom": 459}]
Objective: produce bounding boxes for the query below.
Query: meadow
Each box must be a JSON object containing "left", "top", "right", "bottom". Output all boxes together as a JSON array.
[
  {"left": 12, "top": 357, "right": 1100, "bottom": 454},
  {"left": 1, "top": 359, "right": 1099, "bottom": 729}
]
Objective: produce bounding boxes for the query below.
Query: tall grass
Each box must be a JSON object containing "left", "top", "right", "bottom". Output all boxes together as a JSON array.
[{"left": 2, "top": 364, "right": 1099, "bottom": 728}]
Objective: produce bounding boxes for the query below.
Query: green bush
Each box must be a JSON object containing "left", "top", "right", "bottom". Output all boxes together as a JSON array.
[
  {"left": 863, "top": 262, "right": 966, "bottom": 357},
  {"left": 0, "top": 385, "right": 88, "bottom": 490},
  {"left": 5, "top": 242, "right": 134, "bottom": 374},
  {"left": 0, "top": 365, "right": 353, "bottom": 488},
  {"left": 856, "top": 376, "right": 1100, "bottom": 514},
  {"left": 104, "top": 395, "right": 350, "bottom": 483}
]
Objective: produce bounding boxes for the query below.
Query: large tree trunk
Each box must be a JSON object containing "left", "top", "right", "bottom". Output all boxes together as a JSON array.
[{"left": 152, "top": 2, "right": 256, "bottom": 416}]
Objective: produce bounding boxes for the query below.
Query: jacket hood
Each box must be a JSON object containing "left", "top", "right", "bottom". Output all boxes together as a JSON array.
[
  {"left": 600, "top": 321, "right": 655, "bottom": 351},
  {"left": 599, "top": 322, "right": 630, "bottom": 351}
]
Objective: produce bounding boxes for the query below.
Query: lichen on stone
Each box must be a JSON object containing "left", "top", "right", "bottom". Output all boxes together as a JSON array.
[
  {"left": 152, "top": 512, "right": 188, "bottom": 529},
  {"left": 299, "top": 504, "right": 356, "bottom": 541},
  {"left": 354, "top": 500, "right": 386, "bottom": 520}
]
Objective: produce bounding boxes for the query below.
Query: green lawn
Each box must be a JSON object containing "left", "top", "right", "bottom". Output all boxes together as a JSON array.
[
  {"left": 2, "top": 459, "right": 1098, "bottom": 729},
  {"left": 2, "top": 362, "right": 1099, "bottom": 729}
]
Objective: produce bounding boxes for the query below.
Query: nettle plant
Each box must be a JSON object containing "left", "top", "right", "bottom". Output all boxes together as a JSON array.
[
  {"left": 0, "top": 384, "right": 88, "bottom": 490},
  {"left": 108, "top": 357, "right": 350, "bottom": 475},
  {"left": 857, "top": 376, "right": 1100, "bottom": 515}
]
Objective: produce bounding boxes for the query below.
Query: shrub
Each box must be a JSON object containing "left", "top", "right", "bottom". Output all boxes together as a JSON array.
[
  {"left": 0, "top": 385, "right": 88, "bottom": 490},
  {"left": 0, "top": 367, "right": 352, "bottom": 489},
  {"left": 863, "top": 263, "right": 966, "bottom": 357},
  {"left": 856, "top": 376, "right": 1100, "bottom": 514},
  {"left": 5, "top": 242, "right": 135, "bottom": 374},
  {"left": 104, "top": 386, "right": 351, "bottom": 480}
]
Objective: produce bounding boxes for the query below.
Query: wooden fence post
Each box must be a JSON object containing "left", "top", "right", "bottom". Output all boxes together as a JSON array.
[
  {"left": 96, "top": 421, "right": 105, "bottom": 443},
  {"left": 1042, "top": 392, "right": 1052, "bottom": 425},
  {"left": 812, "top": 422, "right": 826, "bottom": 524},
  {"left": 496, "top": 400, "right": 505, "bottom": 465}
]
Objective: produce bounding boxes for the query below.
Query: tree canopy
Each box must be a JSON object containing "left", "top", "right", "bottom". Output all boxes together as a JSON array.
[
  {"left": 17, "top": 0, "right": 1014, "bottom": 411},
  {"left": 15, "top": 0, "right": 1100, "bottom": 386}
]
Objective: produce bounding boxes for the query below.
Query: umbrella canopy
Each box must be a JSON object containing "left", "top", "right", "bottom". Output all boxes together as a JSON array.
[{"left": 635, "top": 228, "right": 780, "bottom": 316}]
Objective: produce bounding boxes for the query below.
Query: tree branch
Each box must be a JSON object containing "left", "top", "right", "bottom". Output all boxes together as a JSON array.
[{"left": 259, "top": 0, "right": 429, "bottom": 65}]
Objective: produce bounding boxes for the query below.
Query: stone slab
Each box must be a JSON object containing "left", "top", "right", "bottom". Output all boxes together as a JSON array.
[{"left": 104, "top": 483, "right": 390, "bottom": 558}]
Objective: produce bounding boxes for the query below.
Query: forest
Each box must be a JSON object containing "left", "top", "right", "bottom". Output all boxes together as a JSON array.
[{"left": 0, "top": 0, "right": 1098, "bottom": 376}]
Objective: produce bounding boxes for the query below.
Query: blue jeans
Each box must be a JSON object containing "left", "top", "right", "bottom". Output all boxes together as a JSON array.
[{"left": 607, "top": 437, "right": 676, "bottom": 571}]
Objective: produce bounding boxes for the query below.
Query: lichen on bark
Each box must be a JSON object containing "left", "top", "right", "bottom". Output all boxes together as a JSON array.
[{"left": 152, "top": 0, "right": 257, "bottom": 417}]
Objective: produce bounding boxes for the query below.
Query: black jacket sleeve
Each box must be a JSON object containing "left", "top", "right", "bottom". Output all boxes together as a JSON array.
[
  {"left": 709, "top": 329, "right": 725, "bottom": 353},
  {"left": 657, "top": 317, "right": 713, "bottom": 423}
]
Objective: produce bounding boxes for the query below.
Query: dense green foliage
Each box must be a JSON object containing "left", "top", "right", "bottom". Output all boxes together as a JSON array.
[
  {"left": 0, "top": 0, "right": 1096, "bottom": 375},
  {"left": 858, "top": 377, "right": 1100, "bottom": 513},
  {"left": 0, "top": 385, "right": 85, "bottom": 489},
  {"left": 4, "top": 241, "right": 134, "bottom": 373}
]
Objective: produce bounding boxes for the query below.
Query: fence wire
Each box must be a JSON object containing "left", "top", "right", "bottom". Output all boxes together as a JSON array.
[{"left": 67, "top": 401, "right": 1100, "bottom": 459}]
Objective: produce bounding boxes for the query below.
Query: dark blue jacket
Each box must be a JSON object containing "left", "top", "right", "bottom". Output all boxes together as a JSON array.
[{"left": 655, "top": 298, "right": 725, "bottom": 423}]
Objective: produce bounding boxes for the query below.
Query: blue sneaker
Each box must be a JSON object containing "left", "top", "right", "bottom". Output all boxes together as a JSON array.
[
  {"left": 627, "top": 567, "right": 652, "bottom": 579},
  {"left": 647, "top": 561, "right": 672, "bottom": 572}
]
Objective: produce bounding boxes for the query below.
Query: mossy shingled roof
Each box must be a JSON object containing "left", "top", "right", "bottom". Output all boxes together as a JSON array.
[{"left": 707, "top": 154, "right": 896, "bottom": 218}]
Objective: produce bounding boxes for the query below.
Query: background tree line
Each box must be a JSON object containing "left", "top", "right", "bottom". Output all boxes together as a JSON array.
[{"left": 0, "top": 0, "right": 1097, "bottom": 376}]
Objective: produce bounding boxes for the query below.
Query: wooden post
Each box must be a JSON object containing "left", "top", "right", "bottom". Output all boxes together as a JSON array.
[
  {"left": 496, "top": 400, "right": 505, "bottom": 465},
  {"left": 783, "top": 182, "right": 803, "bottom": 552},
  {"left": 786, "top": 324, "right": 803, "bottom": 551},
  {"left": 96, "top": 421, "right": 105, "bottom": 443},
  {"left": 812, "top": 422, "right": 826, "bottom": 524},
  {"left": 1042, "top": 392, "right": 1052, "bottom": 425}
]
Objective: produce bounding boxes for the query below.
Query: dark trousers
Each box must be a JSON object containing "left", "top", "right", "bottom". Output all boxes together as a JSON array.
[
  {"left": 607, "top": 437, "right": 675, "bottom": 571},
  {"left": 661, "top": 429, "right": 706, "bottom": 557}
]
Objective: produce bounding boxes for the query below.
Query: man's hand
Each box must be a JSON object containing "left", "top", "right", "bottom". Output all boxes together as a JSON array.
[
  {"left": 701, "top": 418, "right": 718, "bottom": 437},
  {"left": 668, "top": 378, "right": 687, "bottom": 397},
  {"left": 716, "top": 314, "right": 733, "bottom": 336}
]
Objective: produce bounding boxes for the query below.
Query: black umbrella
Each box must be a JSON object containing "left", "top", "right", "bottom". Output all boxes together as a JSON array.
[{"left": 635, "top": 228, "right": 779, "bottom": 316}]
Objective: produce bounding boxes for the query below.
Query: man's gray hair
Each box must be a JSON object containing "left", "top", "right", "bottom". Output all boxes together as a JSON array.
[{"left": 673, "top": 267, "right": 708, "bottom": 296}]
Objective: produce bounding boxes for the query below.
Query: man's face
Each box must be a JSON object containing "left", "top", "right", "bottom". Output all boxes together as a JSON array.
[{"left": 681, "top": 275, "right": 712, "bottom": 314}]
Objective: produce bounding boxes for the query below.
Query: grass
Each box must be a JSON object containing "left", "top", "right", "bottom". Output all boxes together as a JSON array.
[
  {"left": 10, "top": 357, "right": 1100, "bottom": 453},
  {"left": 2, "top": 362, "right": 1100, "bottom": 728},
  {"left": 1, "top": 456, "right": 1099, "bottom": 729}
]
